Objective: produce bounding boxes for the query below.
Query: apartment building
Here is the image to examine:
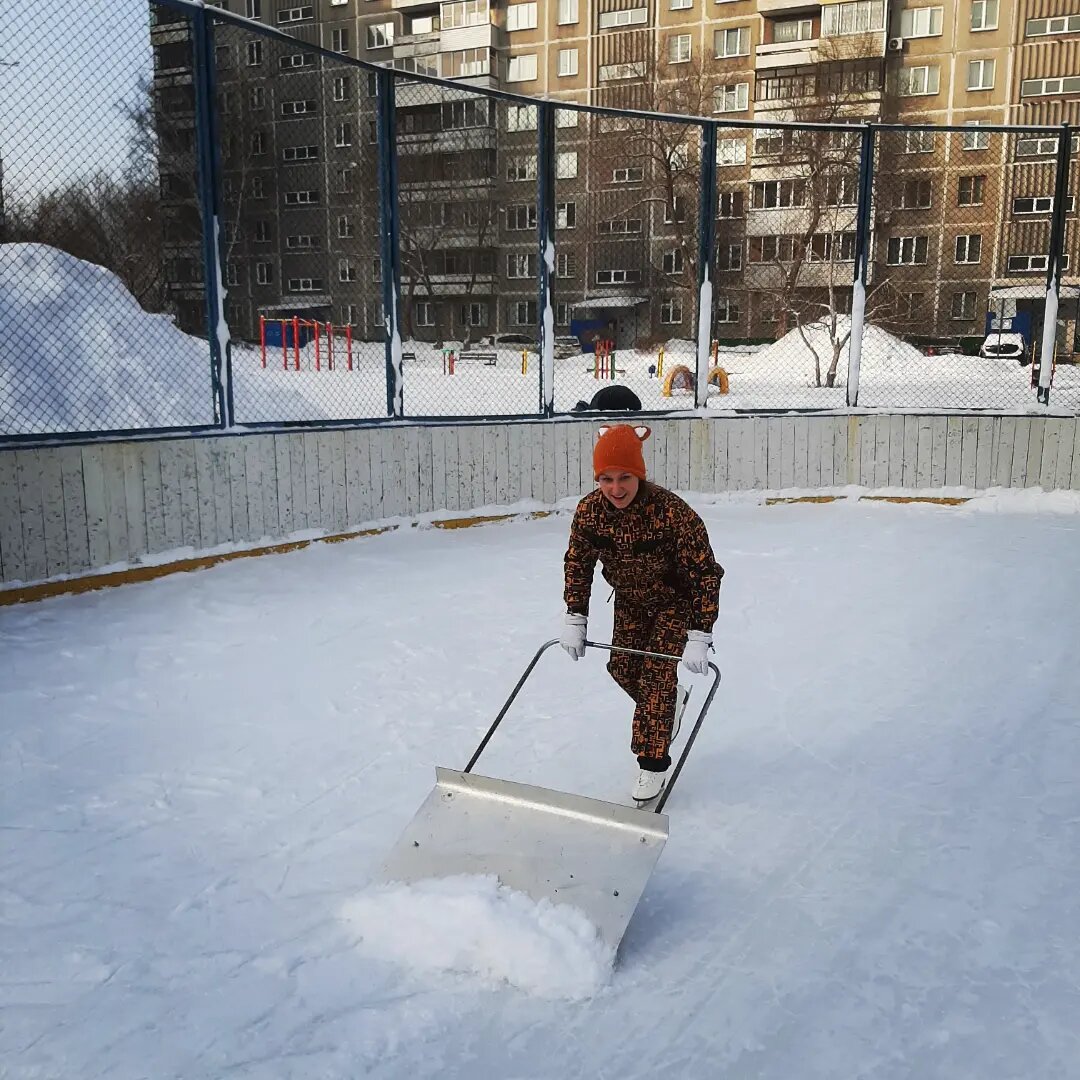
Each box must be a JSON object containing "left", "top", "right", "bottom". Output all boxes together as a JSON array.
[{"left": 150, "top": 0, "right": 1080, "bottom": 352}]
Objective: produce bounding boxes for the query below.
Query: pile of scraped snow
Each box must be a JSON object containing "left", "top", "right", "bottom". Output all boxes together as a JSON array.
[
  {"left": 0, "top": 243, "right": 326, "bottom": 434},
  {"left": 340, "top": 875, "right": 614, "bottom": 1000}
]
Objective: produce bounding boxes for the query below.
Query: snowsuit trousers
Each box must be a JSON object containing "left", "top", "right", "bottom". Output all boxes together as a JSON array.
[{"left": 607, "top": 595, "right": 690, "bottom": 767}]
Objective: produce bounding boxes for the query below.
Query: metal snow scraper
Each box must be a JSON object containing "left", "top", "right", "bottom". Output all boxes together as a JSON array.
[{"left": 380, "top": 639, "right": 721, "bottom": 953}]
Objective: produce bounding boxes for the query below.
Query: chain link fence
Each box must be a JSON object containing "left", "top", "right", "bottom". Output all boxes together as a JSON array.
[{"left": 3, "top": 0, "right": 1080, "bottom": 441}]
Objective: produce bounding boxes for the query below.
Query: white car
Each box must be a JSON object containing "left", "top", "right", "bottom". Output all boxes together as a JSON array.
[{"left": 978, "top": 332, "right": 1028, "bottom": 363}]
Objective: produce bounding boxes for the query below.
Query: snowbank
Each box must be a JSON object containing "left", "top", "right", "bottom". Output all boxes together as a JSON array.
[
  {"left": 340, "top": 875, "right": 614, "bottom": 1000},
  {"left": 0, "top": 244, "right": 329, "bottom": 434}
]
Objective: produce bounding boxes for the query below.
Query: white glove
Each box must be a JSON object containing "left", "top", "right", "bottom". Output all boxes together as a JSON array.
[
  {"left": 681, "top": 630, "right": 712, "bottom": 675},
  {"left": 560, "top": 613, "right": 587, "bottom": 660}
]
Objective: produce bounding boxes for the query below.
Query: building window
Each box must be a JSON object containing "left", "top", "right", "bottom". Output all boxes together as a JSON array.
[
  {"left": 280, "top": 52, "right": 315, "bottom": 70},
  {"left": 558, "top": 0, "right": 578, "bottom": 23},
  {"left": 339, "top": 215, "right": 353, "bottom": 237},
  {"left": 443, "top": 47, "right": 492, "bottom": 77},
  {"left": 714, "top": 82, "right": 749, "bottom": 113},
  {"left": 336, "top": 169, "right": 354, "bottom": 193},
  {"left": 958, "top": 175, "right": 985, "bottom": 205},
  {"left": 339, "top": 258, "right": 357, "bottom": 282},
  {"left": 507, "top": 253, "right": 537, "bottom": 278},
  {"left": 281, "top": 99, "right": 317, "bottom": 116},
  {"left": 507, "top": 2, "right": 538, "bottom": 30},
  {"left": 283, "top": 144, "right": 318, "bottom": 161},
  {"left": 506, "top": 204, "right": 537, "bottom": 230},
  {"left": 895, "top": 178, "right": 932, "bottom": 209},
  {"left": 1013, "top": 195, "right": 1075, "bottom": 214},
  {"left": 442, "top": 0, "right": 490, "bottom": 29},
  {"left": 752, "top": 178, "right": 807, "bottom": 208},
  {"left": 556, "top": 252, "right": 572, "bottom": 278},
  {"left": 954, "top": 234, "right": 982, "bottom": 263},
  {"left": 557, "top": 151, "right": 578, "bottom": 178},
  {"left": 331, "top": 27, "right": 349, "bottom": 52},
  {"left": 886, "top": 235, "right": 929, "bottom": 264},
  {"left": 1016, "top": 134, "right": 1079, "bottom": 157},
  {"left": 506, "top": 104, "right": 538, "bottom": 131},
  {"left": 669, "top": 33, "right": 692, "bottom": 62},
  {"left": 249, "top": 87, "right": 265, "bottom": 109},
  {"left": 246, "top": 0, "right": 261, "bottom": 16},
  {"left": 972, "top": 0, "right": 998, "bottom": 29},
  {"left": 287, "top": 277, "right": 324, "bottom": 292},
  {"left": 1026, "top": 12, "right": 1080, "bottom": 35},
  {"left": 558, "top": 48, "right": 579, "bottom": 76},
  {"left": 1022, "top": 76, "right": 1080, "bottom": 96},
  {"left": 556, "top": 201, "right": 576, "bottom": 228},
  {"left": 599, "top": 61, "right": 647, "bottom": 80},
  {"left": 661, "top": 299, "right": 684, "bottom": 324},
  {"left": 599, "top": 7, "right": 648, "bottom": 27},
  {"left": 511, "top": 300, "right": 538, "bottom": 325},
  {"left": 334, "top": 76, "right": 349, "bottom": 101},
  {"left": 963, "top": 122, "right": 990, "bottom": 150},
  {"left": 718, "top": 191, "right": 744, "bottom": 218},
  {"left": 904, "top": 130, "right": 935, "bottom": 153},
  {"left": 508, "top": 54, "right": 538, "bottom": 81},
  {"left": 671, "top": 0, "right": 693, "bottom": 8},
  {"left": 225, "top": 263, "right": 241, "bottom": 287},
  {"left": 665, "top": 196, "right": 688, "bottom": 222},
  {"left": 252, "top": 177, "right": 266, "bottom": 199},
  {"left": 899, "top": 65, "right": 940, "bottom": 96},
  {"left": 900, "top": 6, "right": 943, "bottom": 37},
  {"left": 717, "top": 243, "right": 742, "bottom": 271},
  {"left": 951, "top": 291, "right": 977, "bottom": 320},
  {"left": 821, "top": 0, "right": 885, "bottom": 35},
  {"left": 367, "top": 22, "right": 393, "bottom": 48},
  {"left": 254, "top": 220, "right": 270, "bottom": 243},
  {"left": 276, "top": 6, "right": 313, "bottom": 24},
  {"left": 250, "top": 131, "right": 267, "bottom": 155},
  {"left": 968, "top": 58, "right": 995, "bottom": 90},
  {"left": 256, "top": 262, "right": 272, "bottom": 285},
  {"left": 335, "top": 122, "right": 352, "bottom": 146},
  {"left": 556, "top": 303, "right": 571, "bottom": 326},
  {"left": 286, "top": 234, "right": 317, "bottom": 249},
  {"left": 598, "top": 216, "right": 643, "bottom": 234},
  {"left": 507, "top": 155, "right": 538, "bottom": 181},
  {"left": 415, "top": 302, "right": 436, "bottom": 328},
  {"left": 556, "top": 109, "right": 579, "bottom": 128},
  {"left": 715, "top": 297, "right": 740, "bottom": 323},
  {"left": 596, "top": 269, "right": 642, "bottom": 285},
  {"left": 284, "top": 190, "right": 319, "bottom": 206},
  {"left": 772, "top": 16, "right": 814, "bottom": 41},
  {"left": 717, "top": 138, "right": 747, "bottom": 166},
  {"left": 246, "top": 41, "right": 262, "bottom": 64},
  {"left": 714, "top": 27, "right": 750, "bottom": 57},
  {"left": 612, "top": 166, "right": 645, "bottom": 183}
]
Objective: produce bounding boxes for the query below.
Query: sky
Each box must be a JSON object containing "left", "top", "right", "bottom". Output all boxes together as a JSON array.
[
  {"left": 2, "top": 493, "right": 1079, "bottom": 1077},
  {"left": 0, "top": 0, "right": 155, "bottom": 201}
]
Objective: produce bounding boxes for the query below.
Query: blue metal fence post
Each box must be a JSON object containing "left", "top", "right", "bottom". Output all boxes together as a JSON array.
[
  {"left": 375, "top": 68, "right": 404, "bottom": 418},
  {"left": 1037, "top": 123, "right": 1072, "bottom": 406},
  {"left": 846, "top": 122, "right": 876, "bottom": 408},
  {"left": 695, "top": 122, "right": 719, "bottom": 409},
  {"left": 537, "top": 100, "right": 557, "bottom": 417},
  {"left": 190, "top": 6, "right": 231, "bottom": 426}
]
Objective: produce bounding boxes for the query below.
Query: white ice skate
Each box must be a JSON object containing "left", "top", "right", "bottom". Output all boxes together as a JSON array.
[{"left": 632, "top": 767, "right": 669, "bottom": 805}]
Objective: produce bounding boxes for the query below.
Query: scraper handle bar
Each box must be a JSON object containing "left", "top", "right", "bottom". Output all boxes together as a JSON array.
[{"left": 464, "top": 639, "right": 721, "bottom": 814}]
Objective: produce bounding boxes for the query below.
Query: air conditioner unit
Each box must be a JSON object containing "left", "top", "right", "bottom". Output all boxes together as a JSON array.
[{"left": 887, "top": 36, "right": 905, "bottom": 52}]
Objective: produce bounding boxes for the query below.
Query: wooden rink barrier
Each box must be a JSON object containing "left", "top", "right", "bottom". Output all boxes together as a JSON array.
[{"left": 2, "top": 414, "right": 1079, "bottom": 594}]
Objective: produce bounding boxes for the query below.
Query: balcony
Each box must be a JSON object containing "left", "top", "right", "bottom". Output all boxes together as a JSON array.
[
  {"left": 756, "top": 39, "right": 820, "bottom": 70},
  {"left": 757, "top": 0, "right": 821, "bottom": 13}
]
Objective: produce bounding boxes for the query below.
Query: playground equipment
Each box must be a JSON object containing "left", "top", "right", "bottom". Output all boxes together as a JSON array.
[
  {"left": 442, "top": 347, "right": 457, "bottom": 375},
  {"left": 593, "top": 339, "right": 616, "bottom": 379},
  {"left": 260, "top": 316, "right": 354, "bottom": 372},
  {"left": 708, "top": 366, "right": 730, "bottom": 394},
  {"left": 657, "top": 347, "right": 665, "bottom": 379},
  {"left": 661, "top": 364, "right": 694, "bottom": 396}
]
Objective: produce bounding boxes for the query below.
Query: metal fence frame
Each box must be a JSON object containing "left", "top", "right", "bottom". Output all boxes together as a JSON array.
[{"left": 2, "top": 0, "right": 1076, "bottom": 448}]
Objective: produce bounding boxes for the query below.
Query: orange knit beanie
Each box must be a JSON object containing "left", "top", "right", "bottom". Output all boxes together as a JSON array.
[{"left": 593, "top": 425, "right": 650, "bottom": 480}]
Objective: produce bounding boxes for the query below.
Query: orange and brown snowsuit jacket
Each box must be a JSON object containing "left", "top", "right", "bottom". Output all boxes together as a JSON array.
[{"left": 563, "top": 483, "right": 723, "bottom": 633}]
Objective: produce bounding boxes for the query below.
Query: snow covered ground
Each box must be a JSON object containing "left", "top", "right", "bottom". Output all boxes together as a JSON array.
[
  {"left": 6, "top": 244, "right": 1080, "bottom": 434},
  {"left": 3, "top": 490, "right": 1080, "bottom": 1078}
]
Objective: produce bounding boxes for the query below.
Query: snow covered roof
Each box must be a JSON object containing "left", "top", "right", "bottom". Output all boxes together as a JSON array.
[
  {"left": 572, "top": 295, "right": 648, "bottom": 310},
  {"left": 988, "top": 284, "right": 1080, "bottom": 300}
]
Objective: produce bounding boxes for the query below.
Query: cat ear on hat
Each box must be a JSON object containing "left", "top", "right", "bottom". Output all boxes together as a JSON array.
[
  {"left": 634, "top": 426, "right": 651, "bottom": 442},
  {"left": 596, "top": 426, "right": 611, "bottom": 439}
]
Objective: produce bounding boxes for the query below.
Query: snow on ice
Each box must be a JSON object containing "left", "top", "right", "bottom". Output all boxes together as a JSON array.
[
  {"left": 3, "top": 490, "right": 1080, "bottom": 1078},
  {"left": 340, "top": 876, "right": 614, "bottom": 1001}
]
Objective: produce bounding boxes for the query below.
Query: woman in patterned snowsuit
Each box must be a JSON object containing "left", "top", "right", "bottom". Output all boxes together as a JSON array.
[{"left": 560, "top": 424, "right": 724, "bottom": 803}]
